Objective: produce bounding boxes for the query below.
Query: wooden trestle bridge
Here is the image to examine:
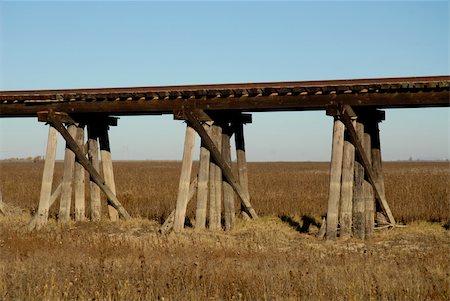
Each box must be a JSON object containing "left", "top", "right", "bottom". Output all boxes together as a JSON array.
[{"left": 1, "top": 75, "right": 449, "bottom": 240}]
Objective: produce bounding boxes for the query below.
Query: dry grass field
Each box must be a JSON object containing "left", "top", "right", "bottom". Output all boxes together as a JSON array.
[{"left": 0, "top": 161, "right": 449, "bottom": 300}]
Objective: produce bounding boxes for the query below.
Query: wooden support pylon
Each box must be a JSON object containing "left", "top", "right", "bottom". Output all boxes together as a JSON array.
[
  {"left": 338, "top": 106, "right": 395, "bottom": 225},
  {"left": 59, "top": 124, "right": 77, "bottom": 223},
  {"left": 326, "top": 117, "right": 345, "bottom": 240},
  {"left": 353, "top": 121, "right": 366, "bottom": 239},
  {"left": 42, "top": 111, "right": 130, "bottom": 220},
  {"left": 160, "top": 176, "right": 198, "bottom": 234},
  {"left": 87, "top": 124, "right": 101, "bottom": 221},
  {"left": 362, "top": 119, "right": 375, "bottom": 239},
  {"left": 368, "top": 117, "right": 389, "bottom": 225},
  {"left": 339, "top": 118, "right": 356, "bottom": 239},
  {"left": 173, "top": 124, "right": 196, "bottom": 232},
  {"left": 209, "top": 123, "right": 223, "bottom": 231},
  {"left": 195, "top": 123, "right": 211, "bottom": 229},
  {"left": 222, "top": 123, "right": 235, "bottom": 231},
  {"left": 29, "top": 182, "right": 62, "bottom": 230},
  {"left": 234, "top": 121, "right": 251, "bottom": 219},
  {"left": 34, "top": 125, "right": 58, "bottom": 230},
  {"left": 183, "top": 109, "right": 258, "bottom": 219},
  {"left": 98, "top": 123, "right": 119, "bottom": 221},
  {"left": 74, "top": 124, "right": 86, "bottom": 221}
]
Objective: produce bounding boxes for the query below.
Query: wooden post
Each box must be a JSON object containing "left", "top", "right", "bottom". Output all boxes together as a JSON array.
[
  {"left": 339, "top": 118, "right": 356, "bottom": 239},
  {"left": 183, "top": 110, "right": 258, "bottom": 219},
  {"left": 173, "top": 124, "right": 196, "bottom": 232},
  {"left": 160, "top": 177, "right": 198, "bottom": 234},
  {"left": 209, "top": 123, "right": 223, "bottom": 230},
  {"left": 29, "top": 182, "right": 62, "bottom": 230},
  {"left": 222, "top": 124, "right": 235, "bottom": 230},
  {"left": 369, "top": 120, "right": 389, "bottom": 225},
  {"left": 87, "top": 125, "right": 101, "bottom": 221},
  {"left": 326, "top": 117, "right": 345, "bottom": 240},
  {"left": 74, "top": 124, "right": 86, "bottom": 221},
  {"left": 338, "top": 106, "right": 395, "bottom": 225},
  {"left": 195, "top": 122, "right": 211, "bottom": 229},
  {"left": 35, "top": 126, "right": 58, "bottom": 229},
  {"left": 43, "top": 112, "right": 130, "bottom": 220},
  {"left": 99, "top": 124, "right": 119, "bottom": 221},
  {"left": 59, "top": 124, "right": 77, "bottom": 223},
  {"left": 363, "top": 119, "right": 375, "bottom": 239},
  {"left": 353, "top": 121, "right": 366, "bottom": 239},
  {"left": 234, "top": 121, "right": 250, "bottom": 219}
]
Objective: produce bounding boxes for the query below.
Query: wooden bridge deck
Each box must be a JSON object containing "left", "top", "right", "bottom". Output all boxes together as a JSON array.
[{"left": 0, "top": 76, "right": 448, "bottom": 117}]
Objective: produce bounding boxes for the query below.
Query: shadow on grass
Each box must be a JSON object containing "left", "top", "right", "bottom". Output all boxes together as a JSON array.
[{"left": 279, "top": 214, "right": 321, "bottom": 233}]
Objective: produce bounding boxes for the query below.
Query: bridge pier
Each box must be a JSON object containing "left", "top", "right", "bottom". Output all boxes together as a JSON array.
[
  {"left": 29, "top": 112, "right": 129, "bottom": 230},
  {"left": 163, "top": 110, "right": 257, "bottom": 233},
  {"left": 325, "top": 105, "right": 394, "bottom": 240}
]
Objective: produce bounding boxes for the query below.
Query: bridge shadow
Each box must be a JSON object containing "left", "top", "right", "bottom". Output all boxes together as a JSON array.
[{"left": 279, "top": 214, "right": 322, "bottom": 234}]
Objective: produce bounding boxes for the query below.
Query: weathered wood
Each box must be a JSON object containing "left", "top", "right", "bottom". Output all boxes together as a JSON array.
[
  {"left": 173, "top": 124, "right": 196, "bottom": 232},
  {"left": 352, "top": 121, "right": 366, "bottom": 239},
  {"left": 209, "top": 124, "right": 222, "bottom": 230},
  {"left": 317, "top": 218, "right": 326, "bottom": 239},
  {"left": 234, "top": 121, "right": 251, "bottom": 219},
  {"left": 160, "top": 177, "right": 198, "bottom": 234},
  {"left": 29, "top": 182, "right": 62, "bottom": 230},
  {"left": 99, "top": 124, "right": 119, "bottom": 221},
  {"left": 59, "top": 124, "right": 77, "bottom": 223},
  {"left": 195, "top": 123, "right": 211, "bottom": 229},
  {"left": 0, "top": 190, "right": 5, "bottom": 215},
  {"left": 369, "top": 120, "right": 389, "bottom": 225},
  {"left": 74, "top": 125, "right": 86, "bottom": 221},
  {"left": 208, "top": 148, "right": 217, "bottom": 230},
  {"left": 46, "top": 113, "right": 131, "bottom": 220},
  {"left": 339, "top": 119, "right": 356, "bottom": 239},
  {"left": 222, "top": 125, "right": 235, "bottom": 230},
  {"left": 339, "top": 106, "right": 395, "bottom": 225},
  {"left": 87, "top": 125, "right": 101, "bottom": 221},
  {"left": 363, "top": 121, "right": 375, "bottom": 239},
  {"left": 184, "top": 109, "right": 258, "bottom": 219},
  {"left": 34, "top": 126, "right": 58, "bottom": 230},
  {"left": 326, "top": 117, "right": 345, "bottom": 240}
]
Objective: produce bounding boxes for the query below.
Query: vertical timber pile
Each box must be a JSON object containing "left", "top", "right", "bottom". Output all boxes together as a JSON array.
[
  {"left": 166, "top": 110, "right": 257, "bottom": 233},
  {"left": 234, "top": 121, "right": 251, "bottom": 219},
  {"left": 325, "top": 105, "right": 395, "bottom": 240},
  {"left": 29, "top": 112, "right": 129, "bottom": 230},
  {"left": 59, "top": 124, "right": 77, "bottom": 223},
  {"left": 353, "top": 120, "right": 366, "bottom": 239},
  {"left": 34, "top": 126, "right": 58, "bottom": 229},
  {"left": 74, "top": 124, "right": 86, "bottom": 221},
  {"left": 98, "top": 122, "right": 119, "bottom": 221},
  {"left": 173, "top": 124, "right": 196, "bottom": 232},
  {"left": 87, "top": 124, "right": 101, "bottom": 221},
  {"left": 222, "top": 122, "right": 235, "bottom": 230},
  {"left": 339, "top": 118, "right": 356, "bottom": 239},
  {"left": 326, "top": 117, "right": 345, "bottom": 240},
  {"left": 195, "top": 122, "right": 212, "bottom": 229}
]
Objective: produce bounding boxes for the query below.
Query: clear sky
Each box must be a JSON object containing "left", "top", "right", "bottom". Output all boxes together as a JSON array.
[{"left": 0, "top": 1, "right": 449, "bottom": 161}]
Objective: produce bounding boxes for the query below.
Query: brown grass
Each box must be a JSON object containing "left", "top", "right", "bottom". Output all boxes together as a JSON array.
[
  {"left": 0, "top": 161, "right": 449, "bottom": 300},
  {"left": 1, "top": 161, "right": 448, "bottom": 222}
]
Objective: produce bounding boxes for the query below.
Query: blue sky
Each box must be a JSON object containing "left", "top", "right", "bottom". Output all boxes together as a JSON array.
[{"left": 0, "top": 1, "right": 449, "bottom": 161}]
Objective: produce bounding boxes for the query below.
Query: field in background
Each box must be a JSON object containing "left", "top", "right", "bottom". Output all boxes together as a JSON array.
[
  {"left": 1, "top": 161, "right": 448, "bottom": 223},
  {"left": 0, "top": 161, "right": 449, "bottom": 300}
]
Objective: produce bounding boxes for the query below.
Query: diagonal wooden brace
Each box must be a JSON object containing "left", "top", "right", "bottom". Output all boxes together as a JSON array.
[
  {"left": 338, "top": 105, "right": 395, "bottom": 225},
  {"left": 43, "top": 111, "right": 131, "bottom": 220},
  {"left": 183, "top": 109, "right": 258, "bottom": 219}
]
